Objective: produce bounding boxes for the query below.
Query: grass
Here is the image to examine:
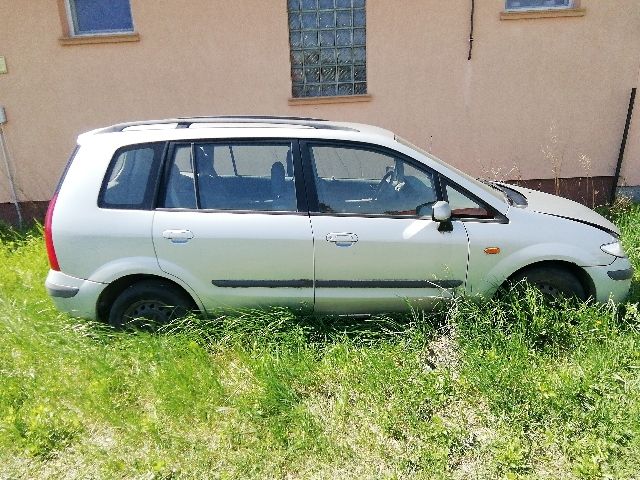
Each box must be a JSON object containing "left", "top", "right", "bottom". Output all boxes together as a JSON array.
[{"left": 0, "top": 204, "right": 639, "bottom": 479}]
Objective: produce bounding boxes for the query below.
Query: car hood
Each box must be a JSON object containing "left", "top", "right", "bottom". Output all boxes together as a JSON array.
[{"left": 501, "top": 184, "right": 620, "bottom": 236}]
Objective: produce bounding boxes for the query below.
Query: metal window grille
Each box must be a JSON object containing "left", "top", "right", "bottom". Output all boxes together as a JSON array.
[{"left": 288, "top": 0, "right": 366, "bottom": 98}]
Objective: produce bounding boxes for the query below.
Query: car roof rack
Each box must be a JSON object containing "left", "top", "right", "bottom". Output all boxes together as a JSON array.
[{"left": 95, "top": 116, "right": 358, "bottom": 134}]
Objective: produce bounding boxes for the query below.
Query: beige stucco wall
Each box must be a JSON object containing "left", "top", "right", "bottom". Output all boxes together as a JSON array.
[
  {"left": 620, "top": 61, "right": 640, "bottom": 187},
  {"left": 0, "top": 0, "right": 639, "bottom": 204}
]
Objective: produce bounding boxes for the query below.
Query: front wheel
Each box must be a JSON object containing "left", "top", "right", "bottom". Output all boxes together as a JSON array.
[
  {"left": 509, "top": 266, "right": 587, "bottom": 301},
  {"left": 108, "top": 280, "right": 194, "bottom": 329}
]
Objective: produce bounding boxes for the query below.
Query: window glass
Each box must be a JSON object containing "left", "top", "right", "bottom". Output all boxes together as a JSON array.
[
  {"left": 101, "top": 144, "right": 162, "bottom": 209},
  {"left": 445, "top": 183, "right": 494, "bottom": 219},
  {"left": 164, "top": 145, "right": 196, "bottom": 209},
  {"left": 288, "top": 0, "right": 366, "bottom": 97},
  {"left": 311, "top": 145, "right": 437, "bottom": 216},
  {"left": 163, "top": 142, "right": 297, "bottom": 212},
  {"left": 68, "top": 0, "right": 134, "bottom": 35},
  {"left": 505, "top": 0, "right": 572, "bottom": 10}
]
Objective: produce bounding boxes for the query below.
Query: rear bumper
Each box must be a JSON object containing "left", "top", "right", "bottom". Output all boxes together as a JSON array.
[
  {"left": 45, "top": 270, "right": 107, "bottom": 320},
  {"left": 584, "top": 257, "right": 633, "bottom": 303}
]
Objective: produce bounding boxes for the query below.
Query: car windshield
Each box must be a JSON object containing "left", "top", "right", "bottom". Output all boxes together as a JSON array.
[{"left": 395, "top": 136, "right": 507, "bottom": 204}]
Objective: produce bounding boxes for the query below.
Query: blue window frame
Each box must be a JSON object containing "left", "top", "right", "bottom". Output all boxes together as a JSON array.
[
  {"left": 505, "top": 0, "right": 573, "bottom": 10},
  {"left": 67, "top": 0, "right": 134, "bottom": 36},
  {"left": 288, "top": 0, "right": 367, "bottom": 98}
]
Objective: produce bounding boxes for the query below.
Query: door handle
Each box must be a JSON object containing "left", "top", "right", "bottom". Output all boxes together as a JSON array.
[
  {"left": 326, "top": 232, "right": 358, "bottom": 247},
  {"left": 162, "top": 229, "right": 194, "bottom": 244}
]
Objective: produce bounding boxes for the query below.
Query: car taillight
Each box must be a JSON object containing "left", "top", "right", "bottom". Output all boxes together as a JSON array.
[{"left": 44, "top": 193, "right": 60, "bottom": 271}]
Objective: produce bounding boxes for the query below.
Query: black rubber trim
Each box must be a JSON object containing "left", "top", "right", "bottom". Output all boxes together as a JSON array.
[
  {"left": 607, "top": 268, "right": 634, "bottom": 281},
  {"left": 212, "top": 280, "right": 313, "bottom": 288},
  {"left": 211, "top": 279, "right": 463, "bottom": 289},
  {"left": 315, "top": 280, "right": 463, "bottom": 288},
  {"left": 45, "top": 280, "right": 79, "bottom": 298}
]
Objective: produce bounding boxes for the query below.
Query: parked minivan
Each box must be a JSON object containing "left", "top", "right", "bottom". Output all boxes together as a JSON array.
[{"left": 45, "top": 117, "right": 633, "bottom": 326}]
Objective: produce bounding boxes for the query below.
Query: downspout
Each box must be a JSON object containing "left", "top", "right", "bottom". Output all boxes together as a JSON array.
[
  {"left": 468, "top": 0, "right": 475, "bottom": 60},
  {"left": 0, "top": 107, "right": 23, "bottom": 227},
  {"left": 610, "top": 88, "right": 636, "bottom": 204}
]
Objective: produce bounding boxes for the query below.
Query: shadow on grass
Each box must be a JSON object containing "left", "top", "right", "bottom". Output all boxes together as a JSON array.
[
  {"left": 153, "top": 306, "right": 451, "bottom": 350},
  {"left": 92, "top": 280, "right": 640, "bottom": 354}
]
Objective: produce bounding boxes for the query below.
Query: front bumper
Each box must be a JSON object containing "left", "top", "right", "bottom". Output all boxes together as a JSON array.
[
  {"left": 584, "top": 257, "right": 634, "bottom": 303},
  {"left": 45, "top": 270, "right": 107, "bottom": 320}
]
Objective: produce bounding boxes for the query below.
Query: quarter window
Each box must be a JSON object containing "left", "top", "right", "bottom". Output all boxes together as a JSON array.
[
  {"left": 66, "top": 0, "right": 134, "bottom": 36},
  {"left": 100, "top": 144, "right": 163, "bottom": 210},
  {"left": 310, "top": 145, "right": 437, "bottom": 216},
  {"left": 505, "top": 0, "right": 573, "bottom": 10},
  {"left": 163, "top": 143, "right": 297, "bottom": 212},
  {"left": 444, "top": 183, "right": 494, "bottom": 220},
  {"left": 288, "top": 0, "right": 367, "bottom": 98}
]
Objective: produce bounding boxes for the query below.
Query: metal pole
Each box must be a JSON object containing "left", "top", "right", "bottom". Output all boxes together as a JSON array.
[
  {"left": 0, "top": 125, "right": 23, "bottom": 227},
  {"left": 611, "top": 87, "right": 636, "bottom": 204}
]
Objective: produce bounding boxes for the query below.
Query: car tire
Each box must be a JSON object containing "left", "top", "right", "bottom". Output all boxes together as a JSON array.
[
  {"left": 108, "top": 280, "right": 194, "bottom": 329},
  {"left": 510, "top": 266, "right": 587, "bottom": 301}
]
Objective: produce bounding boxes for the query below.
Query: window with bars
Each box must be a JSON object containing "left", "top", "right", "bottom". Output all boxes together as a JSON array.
[
  {"left": 505, "top": 0, "right": 573, "bottom": 10},
  {"left": 288, "top": 0, "right": 366, "bottom": 98}
]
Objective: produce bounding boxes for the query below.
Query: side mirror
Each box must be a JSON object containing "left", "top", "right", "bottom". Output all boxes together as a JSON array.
[
  {"left": 431, "top": 201, "right": 453, "bottom": 233},
  {"left": 431, "top": 201, "right": 451, "bottom": 222}
]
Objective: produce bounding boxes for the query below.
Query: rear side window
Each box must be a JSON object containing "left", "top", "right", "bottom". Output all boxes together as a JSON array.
[
  {"left": 162, "top": 142, "right": 297, "bottom": 212},
  {"left": 99, "top": 143, "right": 164, "bottom": 209}
]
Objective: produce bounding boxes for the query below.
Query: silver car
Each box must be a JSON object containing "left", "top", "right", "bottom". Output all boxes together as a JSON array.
[{"left": 44, "top": 117, "right": 633, "bottom": 326}]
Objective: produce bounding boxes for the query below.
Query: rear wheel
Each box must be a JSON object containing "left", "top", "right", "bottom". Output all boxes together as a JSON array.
[
  {"left": 108, "top": 280, "right": 194, "bottom": 329},
  {"left": 509, "top": 266, "right": 587, "bottom": 301}
]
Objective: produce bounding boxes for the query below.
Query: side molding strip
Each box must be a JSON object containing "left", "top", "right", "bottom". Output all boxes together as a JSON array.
[
  {"left": 315, "top": 280, "right": 463, "bottom": 288},
  {"left": 212, "top": 280, "right": 313, "bottom": 288},
  {"left": 212, "top": 279, "right": 463, "bottom": 289}
]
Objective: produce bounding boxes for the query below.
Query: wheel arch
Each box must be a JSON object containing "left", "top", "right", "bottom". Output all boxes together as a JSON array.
[
  {"left": 504, "top": 260, "right": 596, "bottom": 299},
  {"left": 96, "top": 274, "right": 200, "bottom": 322}
]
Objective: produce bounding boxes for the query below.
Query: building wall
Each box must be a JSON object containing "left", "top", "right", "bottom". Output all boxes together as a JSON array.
[
  {"left": 620, "top": 62, "right": 640, "bottom": 190},
  {"left": 0, "top": 0, "right": 639, "bottom": 209}
]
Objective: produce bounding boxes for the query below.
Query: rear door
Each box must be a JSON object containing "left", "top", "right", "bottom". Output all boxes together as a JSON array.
[
  {"left": 152, "top": 140, "right": 314, "bottom": 312},
  {"left": 302, "top": 141, "right": 469, "bottom": 313}
]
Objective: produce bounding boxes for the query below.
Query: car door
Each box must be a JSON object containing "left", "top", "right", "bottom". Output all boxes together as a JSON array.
[
  {"left": 152, "top": 140, "right": 314, "bottom": 312},
  {"left": 302, "top": 141, "right": 469, "bottom": 313}
]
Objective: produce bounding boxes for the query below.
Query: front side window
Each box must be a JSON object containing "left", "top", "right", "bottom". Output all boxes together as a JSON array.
[
  {"left": 100, "top": 144, "right": 163, "bottom": 209},
  {"left": 66, "top": 0, "right": 134, "bottom": 36},
  {"left": 505, "top": 0, "right": 573, "bottom": 10},
  {"left": 163, "top": 142, "right": 297, "bottom": 212},
  {"left": 288, "top": 0, "right": 367, "bottom": 98},
  {"left": 444, "top": 183, "right": 494, "bottom": 220},
  {"left": 310, "top": 145, "right": 437, "bottom": 216}
]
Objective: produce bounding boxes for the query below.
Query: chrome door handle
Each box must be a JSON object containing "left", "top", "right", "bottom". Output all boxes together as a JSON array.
[
  {"left": 326, "top": 232, "right": 358, "bottom": 247},
  {"left": 162, "top": 229, "right": 194, "bottom": 244}
]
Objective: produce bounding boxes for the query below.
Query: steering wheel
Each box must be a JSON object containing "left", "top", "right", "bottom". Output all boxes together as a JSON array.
[{"left": 375, "top": 169, "right": 396, "bottom": 196}]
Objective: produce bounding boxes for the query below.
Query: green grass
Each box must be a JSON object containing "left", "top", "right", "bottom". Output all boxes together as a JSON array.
[{"left": 0, "top": 205, "right": 639, "bottom": 479}]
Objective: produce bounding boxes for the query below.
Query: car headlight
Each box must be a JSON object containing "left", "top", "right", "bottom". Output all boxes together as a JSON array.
[{"left": 601, "top": 241, "right": 627, "bottom": 258}]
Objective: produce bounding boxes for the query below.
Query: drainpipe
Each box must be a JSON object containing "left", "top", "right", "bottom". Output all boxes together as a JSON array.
[
  {"left": 468, "top": 0, "right": 475, "bottom": 60},
  {"left": 611, "top": 88, "right": 636, "bottom": 204},
  {"left": 0, "top": 107, "right": 23, "bottom": 227}
]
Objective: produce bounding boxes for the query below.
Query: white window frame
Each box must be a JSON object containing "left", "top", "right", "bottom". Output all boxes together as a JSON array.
[
  {"left": 64, "top": 0, "right": 135, "bottom": 37},
  {"left": 505, "top": 0, "right": 574, "bottom": 11}
]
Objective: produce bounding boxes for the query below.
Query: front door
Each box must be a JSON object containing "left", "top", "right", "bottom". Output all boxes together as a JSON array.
[
  {"left": 302, "top": 141, "right": 469, "bottom": 313},
  {"left": 152, "top": 140, "right": 314, "bottom": 312}
]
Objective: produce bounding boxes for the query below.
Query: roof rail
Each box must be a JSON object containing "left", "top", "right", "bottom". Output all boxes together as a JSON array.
[{"left": 93, "top": 116, "right": 358, "bottom": 134}]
